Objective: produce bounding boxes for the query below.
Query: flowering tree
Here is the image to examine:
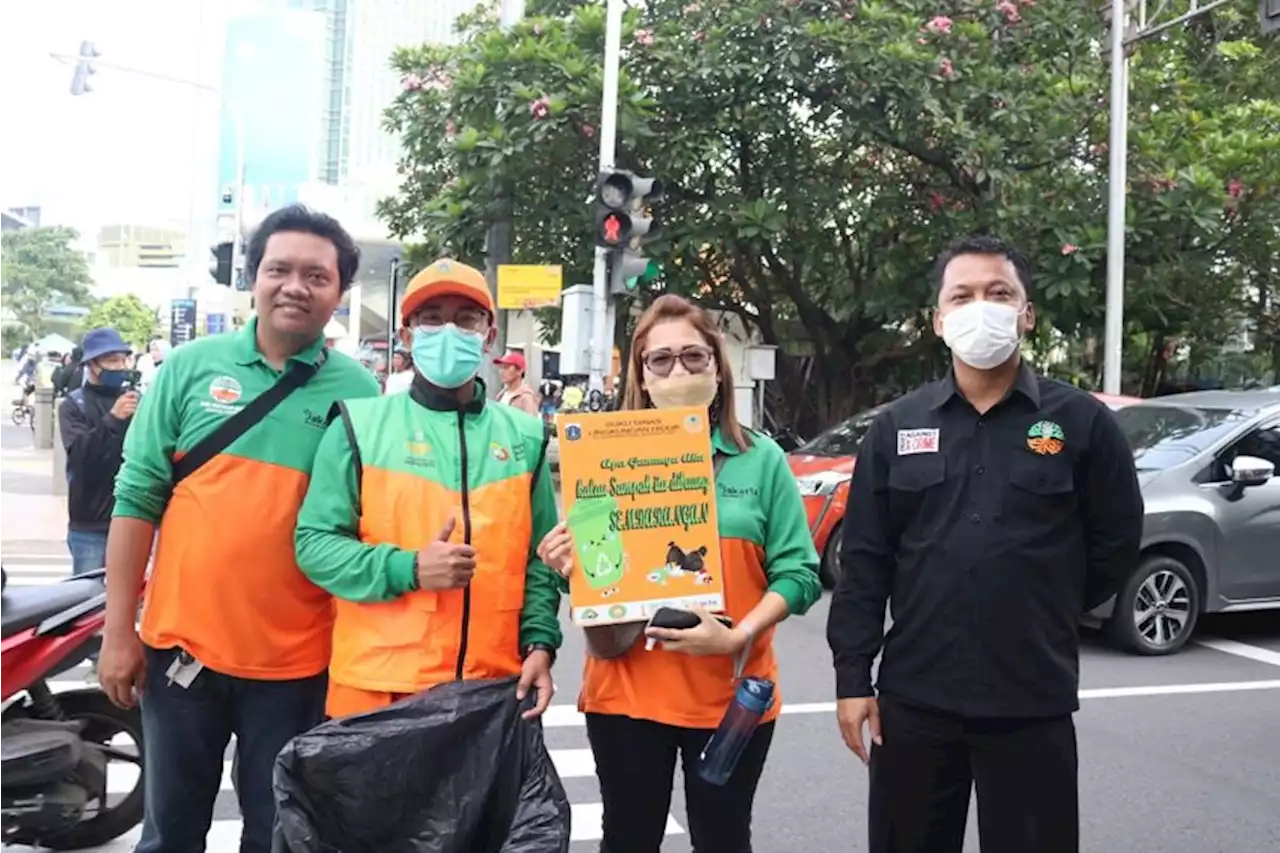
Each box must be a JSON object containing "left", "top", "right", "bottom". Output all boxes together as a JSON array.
[{"left": 381, "top": 0, "right": 1279, "bottom": 428}]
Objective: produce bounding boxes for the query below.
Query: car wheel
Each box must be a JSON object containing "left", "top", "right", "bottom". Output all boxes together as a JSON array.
[
  {"left": 819, "top": 522, "right": 843, "bottom": 588},
  {"left": 1106, "top": 554, "right": 1200, "bottom": 655}
]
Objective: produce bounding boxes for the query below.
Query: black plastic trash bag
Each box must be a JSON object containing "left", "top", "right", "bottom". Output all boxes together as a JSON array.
[{"left": 272, "top": 676, "right": 572, "bottom": 853}]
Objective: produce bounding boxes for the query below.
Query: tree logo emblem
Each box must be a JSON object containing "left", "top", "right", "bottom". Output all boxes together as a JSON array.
[{"left": 1026, "top": 420, "right": 1065, "bottom": 456}]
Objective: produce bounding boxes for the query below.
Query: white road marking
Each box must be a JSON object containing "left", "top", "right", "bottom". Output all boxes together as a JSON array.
[{"left": 1194, "top": 637, "right": 1280, "bottom": 668}]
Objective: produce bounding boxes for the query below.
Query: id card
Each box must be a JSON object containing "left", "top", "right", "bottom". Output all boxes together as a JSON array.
[{"left": 165, "top": 651, "right": 204, "bottom": 689}]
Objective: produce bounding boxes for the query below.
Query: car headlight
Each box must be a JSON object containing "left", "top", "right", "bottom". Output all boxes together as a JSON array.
[{"left": 795, "top": 470, "right": 850, "bottom": 497}]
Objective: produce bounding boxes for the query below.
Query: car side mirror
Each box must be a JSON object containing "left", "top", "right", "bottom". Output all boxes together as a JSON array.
[{"left": 1229, "top": 455, "right": 1275, "bottom": 488}]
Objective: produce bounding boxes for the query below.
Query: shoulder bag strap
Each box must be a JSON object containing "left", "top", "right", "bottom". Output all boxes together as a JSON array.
[{"left": 172, "top": 353, "right": 326, "bottom": 487}]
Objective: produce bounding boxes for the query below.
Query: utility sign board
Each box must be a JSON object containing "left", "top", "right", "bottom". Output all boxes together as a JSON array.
[{"left": 497, "top": 264, "right": 562, "bottom": 310}]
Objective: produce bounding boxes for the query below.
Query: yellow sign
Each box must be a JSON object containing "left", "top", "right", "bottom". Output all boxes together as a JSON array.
[
  {"left": 497, "top": 265, "right": 562, "bottom": 310},
  {"left": 556, "top": 407, "right": 725, "bottom": 625}
]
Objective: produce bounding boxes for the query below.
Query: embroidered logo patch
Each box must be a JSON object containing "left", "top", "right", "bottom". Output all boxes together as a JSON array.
[
  {"left": 1026, "top": 420, "right": 1065, "bottom": 455},
  {"left": 897, "top": 428, "right": 940, "bottom": 456},
  {"left": 208, "top": 376, "right": 242, "bottom": 405},
  {"left": 490, "top": 442, "right": 510, "bottom": 462}
]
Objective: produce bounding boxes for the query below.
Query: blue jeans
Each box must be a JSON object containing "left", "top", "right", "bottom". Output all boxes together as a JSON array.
[
  {"left": 66, "top": 528, "right": 108, "bottom": 576},
  {"left": 136, "top": 645, "right": 327, "bottom": 853}
]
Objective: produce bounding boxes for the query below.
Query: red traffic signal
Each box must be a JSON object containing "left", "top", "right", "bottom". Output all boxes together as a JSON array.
[{"left": 599, "top": 211, "right": 629, "bottom": 247}]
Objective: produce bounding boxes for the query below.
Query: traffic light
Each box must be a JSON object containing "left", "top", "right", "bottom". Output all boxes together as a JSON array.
[
  {"left": 210, "top": 242, "right": 233, "bottom": 286},
  {"left": 593, "top": 170, "right": 662, "bottom": 299},
  {"left": 69, "top": 41, "right": 99, "bottom": 96}
]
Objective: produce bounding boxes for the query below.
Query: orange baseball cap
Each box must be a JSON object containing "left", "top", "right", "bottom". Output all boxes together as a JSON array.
[{"left": 400, "top": 258, "right": 494, "bottom": 321}]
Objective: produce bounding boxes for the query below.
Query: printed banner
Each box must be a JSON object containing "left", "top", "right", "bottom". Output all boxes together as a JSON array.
[{"left": 556, "top": 407, "right": 725, "bottom": 625}]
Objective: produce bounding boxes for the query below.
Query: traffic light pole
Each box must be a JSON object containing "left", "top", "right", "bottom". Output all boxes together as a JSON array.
[
  {"left": 53, "top": 50, "right": 247, "bottom": 294},
  {"left": 589, "top": 0, "right": 624, "bottom": 394},
  {"left": 1100, "top": 0, "right": 1237, "bottom": 393}
]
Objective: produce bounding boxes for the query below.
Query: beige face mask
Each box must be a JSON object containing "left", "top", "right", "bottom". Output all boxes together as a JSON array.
[{"left": 646, "top": 372, "right": 718, "bottom": 409}]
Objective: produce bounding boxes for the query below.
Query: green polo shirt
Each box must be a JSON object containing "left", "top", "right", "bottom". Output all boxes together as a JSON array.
[{"left": 112, "top": 318, "right": 381, "bottom": 680}]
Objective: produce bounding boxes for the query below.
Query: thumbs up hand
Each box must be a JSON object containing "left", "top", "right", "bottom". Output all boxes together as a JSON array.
[{"left": 414, "top": 516, "right": 477, "bottom": 591}]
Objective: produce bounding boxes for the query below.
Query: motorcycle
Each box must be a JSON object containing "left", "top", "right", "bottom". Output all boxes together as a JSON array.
[{"left": 1, "top": 567, "right": 145, "bottom": 850}]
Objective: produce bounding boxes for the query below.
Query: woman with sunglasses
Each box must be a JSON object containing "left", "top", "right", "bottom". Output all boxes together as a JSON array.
[{"left": 537, "top": 295, "right": 821, "bottom": 853}]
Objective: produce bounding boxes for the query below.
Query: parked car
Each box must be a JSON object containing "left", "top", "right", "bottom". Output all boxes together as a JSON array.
[
  {"left": 787, "top": 390, "right": 1142, "bottom": 588},
  {"left": 1088, "top": 389, "right": 1280, "bottom": 654}
]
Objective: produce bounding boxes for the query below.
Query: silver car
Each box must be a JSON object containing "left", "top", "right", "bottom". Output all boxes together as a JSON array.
[{"left": 1090, "top": 390, "right": 1280, "bottom": 654}]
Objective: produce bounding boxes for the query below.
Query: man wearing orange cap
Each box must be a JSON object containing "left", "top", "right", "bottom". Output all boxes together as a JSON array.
[
  {"left": 294, "top": 258, "right": 563, "bottom": 719},
  {"left": 493, "top": 351, "right": 539, "bottom": 416}
]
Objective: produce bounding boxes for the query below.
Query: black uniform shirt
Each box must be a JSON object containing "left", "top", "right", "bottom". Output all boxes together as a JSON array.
[{"left": 827, "top": 364, "right": 1143, "bottom": 717}]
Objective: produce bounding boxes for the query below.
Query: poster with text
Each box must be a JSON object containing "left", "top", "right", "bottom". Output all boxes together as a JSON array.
[{"left": 556, "top": 407, "right": 724, "bottom": 625}]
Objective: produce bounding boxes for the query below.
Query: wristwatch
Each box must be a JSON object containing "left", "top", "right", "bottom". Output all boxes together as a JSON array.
[{"left": 522, "top": 642, "right": 556, "bottom": 664}]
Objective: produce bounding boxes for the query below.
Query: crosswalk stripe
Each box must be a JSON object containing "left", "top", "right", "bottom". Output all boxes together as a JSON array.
[
  {"left": 2, "top": 563, "right": 76, "bottom": 585},
  {"left": 9, "top": 800, "right": 686, "bottom": 852},
  {"left": 103, "top": 747, "right": 601, "bottom": 796}
]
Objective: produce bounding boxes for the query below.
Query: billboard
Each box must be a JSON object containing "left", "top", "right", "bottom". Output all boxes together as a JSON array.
[{"left": 217, "top": 8, "right": 327, "bottom": 215}]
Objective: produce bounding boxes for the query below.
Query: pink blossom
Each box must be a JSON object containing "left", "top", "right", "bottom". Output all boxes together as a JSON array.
[
  {"left": 1227, "top": 179, "right": 1244, "bottom": 198},
  {"left": 846, "top": 12, "right": 856, "bottom": 21},
  {"left": 635, "top": 28, "right": 654, "bottom": 46},
  {"left": 529, "top": 96, "right": 550, "bottom": 120},
  {"left": 581, "top": 123, "right": 596, "bottom": 139},
  {"left": 693, "top": 29, "right": 708, "bottom": 42},
  {"left": 917, "top": 37, "right": 927, "bottom": 43},
  {"left": 926, "top": 15, "right": 953, "bottom": 35},
  {"left": 927, "top": 191, "right": 946, "bottom": 212},
  {"left": 445, "top": 119, "right": 457, "bottom": 135},
  {"left": 683, "top": 2, "right": 700, "bottom": 12},
  {"left": 997, "top": 0, "right": 1022, "bottom": 24},
  {"left": 1061, "top": 244, "right": 1078, "bottom": 255},
  {"left": 532, "top": 23, "right": 543, "bottom": 37},
  {"left": 402, "top": 73, "right": 423, "bottom": 92},
  {"left": 938, "top": 57, "right": 955, "bottom": 78}
]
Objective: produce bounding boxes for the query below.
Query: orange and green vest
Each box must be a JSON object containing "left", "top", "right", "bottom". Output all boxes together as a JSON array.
[
  {"left": 294, "top": 379, "right": 564, "bottom": 698},
  {"left": 112, "top": 318, "right": 381, "bottom": 680},
  {"left": 579, "top": 428, "right": 822, "bottom": 729}
]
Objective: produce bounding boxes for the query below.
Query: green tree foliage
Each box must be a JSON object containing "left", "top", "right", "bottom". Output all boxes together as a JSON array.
[
  {"left": 82, "top": 294, "right": 158, "bottom": 351},
  {"left": 381, "top": 0, "right": 1280, "bottom": 430},
  {"left": 1, "top": 227, "right": 93, "bottom": 338}
]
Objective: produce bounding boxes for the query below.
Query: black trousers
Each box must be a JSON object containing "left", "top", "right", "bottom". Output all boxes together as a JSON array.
[
  {"left": 585, "top": 712, "right": 775, "bottom": 853},
  {"left": 135, "top": 645, "right": 327, "bottom": 853},
  {"left": 868, "top": 695, "right": 1079, "bottom": 853}
]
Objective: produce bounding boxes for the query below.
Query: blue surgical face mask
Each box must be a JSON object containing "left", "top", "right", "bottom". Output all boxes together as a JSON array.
[
  {"left": 411, "top": 324, "right": 485, "bottom": 389},
  {"left": 97, "top": 369, "right": 128, "bottom": 390}
]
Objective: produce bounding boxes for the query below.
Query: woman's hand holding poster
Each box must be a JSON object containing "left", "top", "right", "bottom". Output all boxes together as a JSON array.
[{"left": 556, "top": 407, "right": 725, "bottom": 625}]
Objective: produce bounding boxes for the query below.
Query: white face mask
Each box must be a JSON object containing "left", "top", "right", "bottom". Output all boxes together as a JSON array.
[{"left": 941, "top": 301, "right": 1023, "bottom": 370}]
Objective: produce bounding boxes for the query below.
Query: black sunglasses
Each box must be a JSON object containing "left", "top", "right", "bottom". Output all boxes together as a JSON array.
[{"left": 641, "top": 346, "right": 714, "bottom": 377}]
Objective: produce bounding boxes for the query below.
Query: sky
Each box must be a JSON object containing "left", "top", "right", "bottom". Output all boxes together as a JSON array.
[{"left": 0, "top": 0, "right": 230, "bottom": 250}]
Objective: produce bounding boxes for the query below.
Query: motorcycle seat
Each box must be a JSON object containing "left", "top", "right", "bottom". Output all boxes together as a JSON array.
[{"left": 0, "top": 578, "right": 104, "bottom": 639}]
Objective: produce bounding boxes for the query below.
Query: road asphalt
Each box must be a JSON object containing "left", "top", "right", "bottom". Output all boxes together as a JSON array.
[{"left": 4, "top": 422, "right": 1279, "bottom": 852}]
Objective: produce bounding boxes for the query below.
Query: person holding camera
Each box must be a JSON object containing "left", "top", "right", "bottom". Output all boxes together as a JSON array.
[{"left": 59, "top": 327, "right": 138, "bottom": 577}]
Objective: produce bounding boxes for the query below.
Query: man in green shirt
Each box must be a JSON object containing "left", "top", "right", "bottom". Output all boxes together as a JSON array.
[{"left": 99, "top": 204, "right": 380, "bottom": 853}]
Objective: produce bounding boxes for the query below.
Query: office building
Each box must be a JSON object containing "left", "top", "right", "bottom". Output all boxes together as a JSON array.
[
  {"left": 2, "top": 206, "right": 41, "bottom": 231},
  {"left": 97, "top": 224, "right": 188, "bottom": 269}
]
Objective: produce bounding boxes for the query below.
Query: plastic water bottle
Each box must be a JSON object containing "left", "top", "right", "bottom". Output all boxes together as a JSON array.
[{"left": 696, "top": 678, "right": 775, "bottom": 786}]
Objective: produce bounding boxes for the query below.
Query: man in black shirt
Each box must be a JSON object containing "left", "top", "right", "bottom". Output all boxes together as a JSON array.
[
  {"left": 827, "top": 235, "right": 1142, "bottom": 853},
  {"left": 60, "top": 328, "right": 138, "bottom": 576}
]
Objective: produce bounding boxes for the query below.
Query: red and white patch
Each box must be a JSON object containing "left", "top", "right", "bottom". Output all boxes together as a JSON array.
[{"left": 897, "top": 428, "right": 940, "bottom": 456}]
